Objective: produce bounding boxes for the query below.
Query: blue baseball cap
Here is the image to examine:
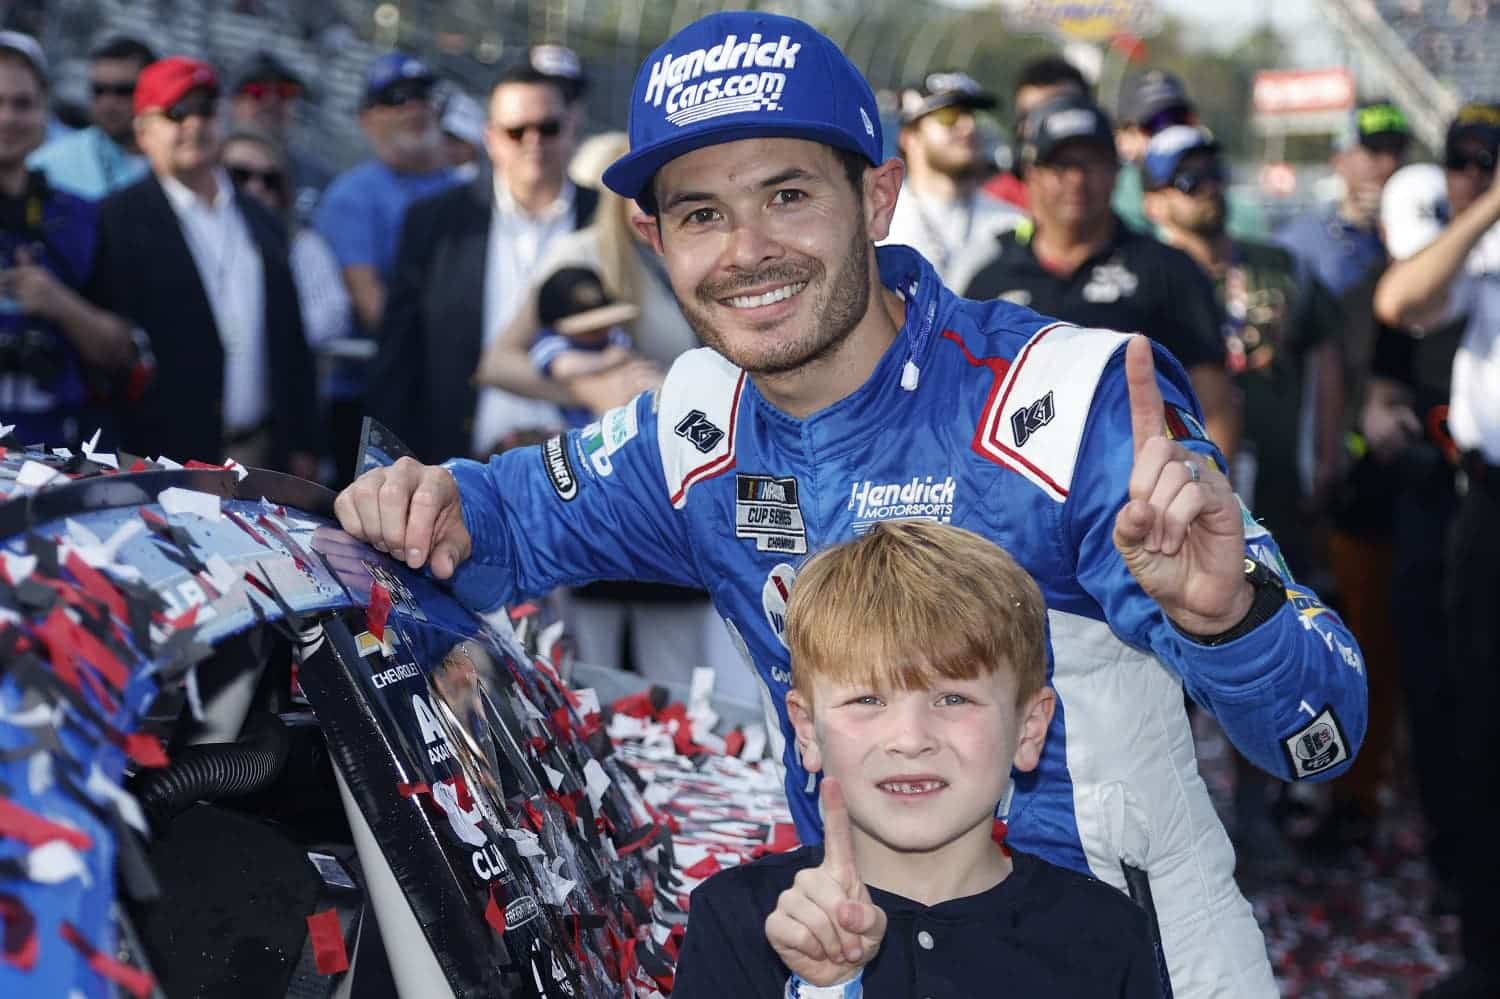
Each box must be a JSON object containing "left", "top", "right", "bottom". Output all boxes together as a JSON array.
[
  {"left": 1142, "top": 124, "right": 1220, "bottom": 189},
  {"left": 602, "top": 11, "right": 883, "bottom": 202},
  {"left": 363, "top": 52, "right": 436, "bottom": 105}
]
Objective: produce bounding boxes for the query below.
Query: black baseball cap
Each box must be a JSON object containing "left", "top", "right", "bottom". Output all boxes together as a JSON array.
[
  {"left": 899, "top": 70, "right": 998, "bottom": 125},
  {"left": 538, "top": 268, "right": 639, "bottom": 337},
  {"left": 1445, "top": 102, "right": 1500, "bottom": 160},
  {"left": 1335, "top": 99, "right": 1411, "bottom": 154},
  {"left": 231, "top": 51, "right": 305, "bottom": 94},
  {"left": 1021, "top": 94, "right": 1116, "bottom": 166},
  {"left": 1122, "top": 70, "right": 1193, "bottom": 130}
]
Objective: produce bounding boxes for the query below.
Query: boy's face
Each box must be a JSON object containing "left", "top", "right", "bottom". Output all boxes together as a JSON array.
[{"left": 787, "top": 666, "right": 1053, "bottom": 859}]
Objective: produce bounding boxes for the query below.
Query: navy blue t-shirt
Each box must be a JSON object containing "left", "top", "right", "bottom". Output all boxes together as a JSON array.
[{"left": 673, "top": 846, "right": 1160, "bottom": 998}]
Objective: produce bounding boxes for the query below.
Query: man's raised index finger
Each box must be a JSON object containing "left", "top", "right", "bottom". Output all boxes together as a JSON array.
[
  {"left": 1125, "top": 335, "right": 1166, "bottom": 454},
  {"left": 819, "top": 777, "right": 858, "bottom": 887}
]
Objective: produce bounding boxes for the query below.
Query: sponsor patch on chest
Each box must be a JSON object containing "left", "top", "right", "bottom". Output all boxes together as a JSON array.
[
  {"left": 847, "top": 474, "right": 956, "bottom": 534},
  {"left": 735, "top": 473, "right": 807, "bottom": 554}
]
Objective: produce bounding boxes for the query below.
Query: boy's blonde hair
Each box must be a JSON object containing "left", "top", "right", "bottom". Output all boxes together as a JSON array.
[{"left": 784, "top": 520, "right": 1047, "bottom": 707}]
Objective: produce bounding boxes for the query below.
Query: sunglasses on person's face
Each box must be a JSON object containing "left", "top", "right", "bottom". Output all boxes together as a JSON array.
[
  {"left": 1445, "top": 148, "right": 1497, "bottom": 174},
  {"left": 240, "top": 80, "right": 301, "bottom": 102},
  {"left": 371, "top": 80, "right": 432, "bottom": 108},
  {"left": 499, "top": 117, "right": 564, "bottom": 142},
  {"left": 1168, "top": 163, "right": 1226, "bottom": 195},
  {"left": 227, "top": 164, "right": 285, "bottom": 194},
  {"left": 161, "top": 92, "right": 218, "bottom": 123},
  {"left": 90, "top": 81, "right": 136, "bottom": 99},
  {"left": 922, "top": 105, "right": 974, "bottom": 128}
]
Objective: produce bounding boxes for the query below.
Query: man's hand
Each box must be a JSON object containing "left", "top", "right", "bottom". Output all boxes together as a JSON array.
[
  {"left": 562, "top": 357, "right": 663, "bottom": 417},
  {"left": 334, "top": 457, "right": 472, "bottom": 578},
  {"left": 2, "top": 248, "right": 66, "bottom": 320},
  {"left": 1112, "top": 336, "right": 1253, "bottom": 635},
  {"left": 764, "top": 779, "right": 886, "bottom": 987}
]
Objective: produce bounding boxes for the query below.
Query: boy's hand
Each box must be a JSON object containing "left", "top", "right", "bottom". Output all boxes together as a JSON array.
[
  {"left": 1112, "top": 336, "right": 1254, "bottom": 635},
  {"left": 764, "top": 778, "right": 886, "bottom": 987}
]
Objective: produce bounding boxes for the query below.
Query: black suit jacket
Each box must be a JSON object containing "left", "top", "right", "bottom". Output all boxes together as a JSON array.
[
  {"left": 369, "top": 173, "right": 598, "bottom": 463},
  {"left": 88, "top": 174, "right": 316, "bottom": 469}
]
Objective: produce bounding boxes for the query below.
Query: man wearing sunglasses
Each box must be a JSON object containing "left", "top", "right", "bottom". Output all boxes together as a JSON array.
[
  {"left": 883, "top": 71, "right": 1020, "bottom": 285},
  {"left": 1143, "top": 123, "right": 1343, "bottom": 622},
  {"left": 314, "top": 52, "right": 456, "bottom": 484},
  {"left": 28, "top": 35, "right": 155, "bottom": 200},
  {"left": 368, "top": 50, "right": 596, "bottom": 465},
  {"left": 85, "top": 56, "right": 317, "bottom": 479},
  {"left": 228, "top": 50, "right": 331, "bottom": 223},
  {"left": 963, "top": 94, "right": 1239, "bottom": 459},
  {"left": 1374, "top": 104, "right": 1500, "bottom": 999}
]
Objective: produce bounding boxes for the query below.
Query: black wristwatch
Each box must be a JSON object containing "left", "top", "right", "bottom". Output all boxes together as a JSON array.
[{"left": 1174, "top": 558, "right": 1288, "bottom": 647}]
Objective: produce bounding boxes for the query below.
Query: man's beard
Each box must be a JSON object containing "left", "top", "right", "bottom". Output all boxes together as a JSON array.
[{"left": 679, "top": 221, "right": 873, "bottom": 376}]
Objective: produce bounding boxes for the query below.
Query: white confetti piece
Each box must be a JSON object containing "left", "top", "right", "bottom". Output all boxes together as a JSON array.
[
  {"left": 158, "top": 486, "right": 221, "bottom": 520},
  {"left": 582, "top": 758, "right": 612, "bottom": 811},
  {"left": 542, "top": 762, "right": 566, "bottom": 790},
  {"left": 27, "top": 841, "right": 91, "bottom": 885},
  {"left": 503, "top": 828, "right": 547, "bottom": 858},
  {"left": 86, "top": 766, "right": 148, "bottom": 835},
  {"left": 17, "top": 460, "right": 60, "bottom": 488},
  {"left": 1, "top": 551, "right": 36, "bottom": 584}
]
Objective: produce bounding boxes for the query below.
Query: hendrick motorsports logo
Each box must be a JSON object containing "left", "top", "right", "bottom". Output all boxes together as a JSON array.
[
  {"left": 644, "top": 33, "right": 801, "bottom": 125},
  {"left": 847, "top": 475, "right": 956, "bottom": 533}
]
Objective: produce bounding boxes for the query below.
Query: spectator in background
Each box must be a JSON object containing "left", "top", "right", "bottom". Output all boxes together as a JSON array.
[
  {"left": 88, "top": 57, "right": 316, "bottom": 475},
  {"left": 1279, "top": 99, "right": 1411, "bottom": 306},
  {"left": 474, "top": 133, "right": 746, "bottom": 699},
  {"left": 882, "top": 72, "right": 1021, "bottom": 285},
  {"left": 314, "top": 52, "right": 454, "bottom": 484},
  {"left": 0, "top": 31, "right": 140, "bottom": 448},
  {"left": 369, "top": 52, "right": 591, "bottom": 464},
  {"left": 982, "top": 54, "right": 1089, "bottom": 213},
  {"left": 28, "top": 35, "right": 154, "bottom": 200},
  {"left": 223, "top": 126, "right": 351, "bottom": 483},
  {"left": 1278, "top": 100, "right": 1412, "bottom": 850},
  {"left": 963, "top": 94, "right": 1239, "bottom": 457},
  {"left": 1374, "top": 102, "right": 1500, "bottom": 999},
  {"left": 1142, "top": 125, "right": 1347, "bottom": 867},
  {"left": 227, "top": 51, "right": 333, "bottom": 223},
  {"left": 1112, "top": 70, "right": 1195, "bottom": 234},
  {"left": 440, "top": 91, "right": 487, "bottom": 182}
]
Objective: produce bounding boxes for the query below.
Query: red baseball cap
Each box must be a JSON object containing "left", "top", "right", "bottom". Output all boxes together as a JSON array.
[{"left": 135, "top": 56, "right": 219, "bottom": 116}]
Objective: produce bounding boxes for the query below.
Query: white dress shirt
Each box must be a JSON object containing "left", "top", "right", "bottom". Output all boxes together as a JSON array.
[
  {"left": 160, "top": 169, "right": 267, "bottom": 435},
  {"left": 469, "top": 178, "right": 577, "bottom": 456},
  {"left": 884, "top": 184, "right": 1022, "bottom": 288}
]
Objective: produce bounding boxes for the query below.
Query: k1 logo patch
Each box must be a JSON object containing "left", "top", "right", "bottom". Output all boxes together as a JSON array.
[
  {"left": 736, "top": 474, "right": 807, "bottom": 554},
  {"left": 1010, "top": 390, "right": 1055, "bottom": 447},
  {"left": 1282, "top": 706, "right": 1349, "bottom": 779},
  {"left": 675, "top": 409, "right": 725, "bottom": 453}
]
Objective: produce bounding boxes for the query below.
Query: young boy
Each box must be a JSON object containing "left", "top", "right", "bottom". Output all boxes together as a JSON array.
[{"left": 672, "top": 520, "right": 1161, "bottom": 997}]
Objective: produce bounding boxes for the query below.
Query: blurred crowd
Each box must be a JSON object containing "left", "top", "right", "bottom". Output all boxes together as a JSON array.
[{"left": 1, "top": 23, "right": 1497, "bottom": 995}]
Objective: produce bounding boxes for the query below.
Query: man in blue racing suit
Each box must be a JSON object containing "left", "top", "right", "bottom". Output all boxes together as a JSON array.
[{"left": 336, "top": 12, "right": 1366, "bottom": 997}]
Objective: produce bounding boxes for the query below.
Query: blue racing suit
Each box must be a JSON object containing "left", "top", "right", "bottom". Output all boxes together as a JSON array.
[{"left": 446, "top": 245, "right": 1367, "bottom": 997}]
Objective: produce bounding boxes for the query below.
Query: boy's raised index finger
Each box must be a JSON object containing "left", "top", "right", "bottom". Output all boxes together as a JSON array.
[
  {"left": 1124, "top": 335, "right": 1166, "bottom": 455},
  {"left": 818, "top": 777, "right": 858, "bottom": 884}
]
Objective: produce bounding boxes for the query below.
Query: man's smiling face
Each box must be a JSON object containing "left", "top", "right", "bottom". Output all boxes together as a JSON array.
[{"left": 639, "top": 137, "right": 878, "bottom": 376}]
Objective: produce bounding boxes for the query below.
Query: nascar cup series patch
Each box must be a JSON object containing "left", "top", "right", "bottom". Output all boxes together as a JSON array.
[{"left": 736, "top": 473, "right": 807, "bottom": 554}]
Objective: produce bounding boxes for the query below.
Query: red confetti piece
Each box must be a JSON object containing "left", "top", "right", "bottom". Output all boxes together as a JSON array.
[
  {"left": 682, "top": 853, "right": 721, "bottom": 879},
  {"left": 183, "top": 459, "right": 228, "bottom": 470},
  {"left": 549, "top": 707, "right": 574, "bottom": 742},
  {"left": 124, "top": 733, "right": 169, "bottom": 769},
  {"left": 169, "top": 604, "right": 199, "bottom": 631},
  {"left": 396, "top": 782, "right": 430, "bottom": 798},
  {"left": 484, "top": 886, "right": 507, "bottom": 935},
  {"left": 522, "top": 800, "right": 545, "bottom": 831},
  {"left": 611, "top": 691, "right": 656, "bottom": 719},
  {"left": 0, "top": 894, "right": 37, "bottom": 971},
  {"left": 304, "top": 909, "right": 349, "bottom": 975},
  {"left": 64, "top": 552, "right": 127, "bottom": 624},
  {"left": 0, "top": 796, "right": 93, "bottom": 851},
  {"left": 366, "top": 581, "right": 392, "bottom": 642},
  {"left": 723, "top": 728, "right": 746, "bottom": 758},
  {"left": 127, "top": 459, "right": 149, "bottom": 473},
  {"left": 60, "top": 922, "right": 155, "bottom": 997},
  {"left": 35, "top": 604, "right": 83, "bottom": 692}
]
